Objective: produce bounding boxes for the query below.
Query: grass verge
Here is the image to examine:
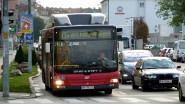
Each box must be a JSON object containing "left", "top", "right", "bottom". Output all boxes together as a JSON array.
[{"left": 0, "top": 62, "right": 38, "bottom": 93}]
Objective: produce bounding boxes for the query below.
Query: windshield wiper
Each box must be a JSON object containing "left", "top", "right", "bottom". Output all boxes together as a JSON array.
[
  {"left": 144, "top": 68, "right": 158, "bottom": 69},
  {"left": 159, "top": 67, "right": 171, "bottom": 69}
]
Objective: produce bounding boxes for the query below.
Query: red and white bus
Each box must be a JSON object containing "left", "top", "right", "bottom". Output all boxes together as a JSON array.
[{"left": 41, "top": 13, "right": 120, "bottom": 95}]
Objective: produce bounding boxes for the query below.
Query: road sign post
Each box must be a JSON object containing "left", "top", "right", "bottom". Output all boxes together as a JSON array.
[
  {"left": 20, "top": 14, "right": 33, "bottom": 73},
  {"left": 2, "top": 0, "right": 10, "bottom": 97},
  {"left": 26, "top": 34, "right": 33, "bottom": 73}
]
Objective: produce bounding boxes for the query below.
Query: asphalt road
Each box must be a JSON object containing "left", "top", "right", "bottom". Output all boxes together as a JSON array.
[{"left": 0, "top": 61, "right": 184, "bottom": 104}]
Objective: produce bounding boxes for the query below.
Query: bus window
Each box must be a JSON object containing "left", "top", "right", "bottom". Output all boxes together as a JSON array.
[{"left": 123, "top": 37, "right": 129, "bottom": 49}]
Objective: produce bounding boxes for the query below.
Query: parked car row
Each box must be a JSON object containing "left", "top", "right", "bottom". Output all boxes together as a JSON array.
[{"left": 118, "top": 49, "right": 185, "bottom": 102}]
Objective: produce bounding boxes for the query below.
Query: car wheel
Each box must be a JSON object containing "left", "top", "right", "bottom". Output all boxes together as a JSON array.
[
  {"left": 141, "top": 82, "right": 149, "bottom": 91},
  {"left": 132, "top": 78, "right": 139, "bottom": 90},
  {"left": 141, "top": 85, "right": 148, "bottom": 91},
  {"left": 179, "top": 85, "right": 185, "bottom": 102},
  {"left": 105, "top": 89, "right": 112, "bottom": 95},
  {"left": 182, "top": 58, "right": 184, "bottom": 63},
  {"left": 121, "top": 76, "right": 127, "bottom": 84}
]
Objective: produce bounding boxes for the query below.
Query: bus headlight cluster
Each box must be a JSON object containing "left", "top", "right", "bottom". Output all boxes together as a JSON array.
[
  {"left": 55, "top": 80, "right": 64, "bottom": 86},
  {"left": 110, "top": 78, "right": 119, "bottom": 83}
]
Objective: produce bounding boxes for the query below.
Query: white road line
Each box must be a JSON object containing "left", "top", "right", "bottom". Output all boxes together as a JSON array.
[
  {"left": 62, "top": 98, "right": 85, "bottom": 103},
  {"left": 35, "top": 99, "right": 54, "bottom": 103},
  {"left": 148, "top": 97, "right": 177, "bottom": 102},
  {"left": 172, "top": 97, "right": 179, "bottom": 100},
  {"left": 90, "top": 98, "right": 116, "bottom": 102},
  {"left": 119, "top": 98, "right": 149, "bottom": 102},
  {"left": 8, "top": 100, "right": 24, "bottom": 104},
  {"left": 112, "top": 91, "right": 127, "bottom": 97}
]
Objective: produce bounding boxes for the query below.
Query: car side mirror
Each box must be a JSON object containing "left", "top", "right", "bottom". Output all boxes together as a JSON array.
[
  {"left": 136, "top": 67, "right": 141, "bottom": 70},
  {"left": 177, "top": 66, "right": 181, "bottom": 69},
  {"left": 119, "top": 61, "right": 123, "bottom": 64}
]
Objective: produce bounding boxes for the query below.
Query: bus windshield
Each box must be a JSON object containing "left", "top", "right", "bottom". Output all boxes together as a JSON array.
[{"left": 53, "top": 27, "right": 118, "bottom": 72}]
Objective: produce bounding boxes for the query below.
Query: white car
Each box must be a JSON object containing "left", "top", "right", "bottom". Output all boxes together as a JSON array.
[{"left": 179, "top": 70, "right": 185, "bottom": 102}]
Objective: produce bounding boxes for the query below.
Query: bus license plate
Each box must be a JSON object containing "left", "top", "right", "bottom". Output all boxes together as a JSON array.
[
  {"left": 159, "top": 80, "right": 172, "bottom": 83},
  {"left": 81, "top": 86, "right": 94, "bottom": 90}
]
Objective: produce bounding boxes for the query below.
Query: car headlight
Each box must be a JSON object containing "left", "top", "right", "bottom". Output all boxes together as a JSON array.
[
  {"left": 123, "top": 74, "right": 128, "bottom": 77},
  {"left": 144, "top": 75, "right": 157, "bottom": 79},
  {"left": 173, "top": 74, "right": 179, "bottom": 78}
]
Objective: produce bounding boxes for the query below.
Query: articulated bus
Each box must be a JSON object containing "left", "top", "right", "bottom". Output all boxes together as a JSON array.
[{"left": 41, "top": 13, "right": 120, "bottom": 95}]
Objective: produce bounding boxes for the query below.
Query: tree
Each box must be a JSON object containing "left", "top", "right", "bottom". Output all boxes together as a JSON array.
[
  {"left": 33, "top": 17, "right": 45, "bottom": 42},
  {"left": 156, "top": 0, "right": 185, "bottom": 26},
  {"left": 135, "top": 19, "right": 149, "bottom": 45},
  {"left": 15, "top": 46, "right": 25, "bottom": 64}
]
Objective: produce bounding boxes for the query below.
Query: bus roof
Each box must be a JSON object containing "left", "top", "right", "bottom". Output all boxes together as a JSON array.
[{"left": 46, "top": 13, "right": 106, "bottom": 29}]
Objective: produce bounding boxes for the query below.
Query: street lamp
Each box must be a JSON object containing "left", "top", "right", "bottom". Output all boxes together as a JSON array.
[{"left": 154, "top": 25, "right": 159, "bottom": 45}]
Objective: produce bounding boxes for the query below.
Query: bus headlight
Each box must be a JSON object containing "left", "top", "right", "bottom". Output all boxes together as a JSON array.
[
  {"left": 110, "top": 78, "right": 119, "bottom": 83},
  {"left": 55, "top": 80, "right": 64, "bottom": 85}
]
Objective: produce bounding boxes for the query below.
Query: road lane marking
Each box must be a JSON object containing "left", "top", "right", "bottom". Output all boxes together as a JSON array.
[
  {"left": 62, "top": 98, "right": 85, "bottom": 103},
  {"left": 8, "top": 100, "right": 24, "bottom": 103},
  {"left": 119, "top": 98, "right": 149, "bottom": 102},
  {"left": 148, "top": 97, "right": 177, "bottom": 102},
  {"left": 35, "top": 99, "right": 54, "bottom": 103},
  {"left": 90, "top": 98, "right": 116, "bottom": 102}
]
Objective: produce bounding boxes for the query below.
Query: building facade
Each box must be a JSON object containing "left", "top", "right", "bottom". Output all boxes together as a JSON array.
[{"left": 101, "top": 0, "right": 182, "bottom": 46}]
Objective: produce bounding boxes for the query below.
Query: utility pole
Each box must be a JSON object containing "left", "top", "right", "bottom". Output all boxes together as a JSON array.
[
  {"left": 2, "top": 0, "right": 9, "bottom": 97},
  {"left": 28, "top": 0, "right": 32, "bottom": 73}
]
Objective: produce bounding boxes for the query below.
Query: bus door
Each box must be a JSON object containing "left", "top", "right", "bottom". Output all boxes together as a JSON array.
[{"left": 45, "top": 37, "right": 53, "bottom": 87}]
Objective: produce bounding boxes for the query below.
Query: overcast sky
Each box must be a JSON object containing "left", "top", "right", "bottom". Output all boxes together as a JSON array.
[{"left": 37, "top": 0, "right": 102, "bottom": 8}]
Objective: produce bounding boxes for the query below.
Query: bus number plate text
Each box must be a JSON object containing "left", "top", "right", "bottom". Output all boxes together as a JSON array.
[{"left": 81, "top": 86, "right": 94, "bottom": 90}]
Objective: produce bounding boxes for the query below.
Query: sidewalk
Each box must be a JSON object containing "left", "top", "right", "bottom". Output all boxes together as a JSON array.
[
  {"left": 0, "top": 50, "right": 39, "bottom": 100},
  {"left": 0, "top": 51, "right": 16, "bottom": 79}
]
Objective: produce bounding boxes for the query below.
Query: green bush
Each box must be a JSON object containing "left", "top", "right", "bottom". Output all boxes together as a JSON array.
[
  {"left": 22, "top": 45, "right": 28, "bottom": 62},
  {"left": 15, "top": 46, "right": 25, "bottom": 64}
]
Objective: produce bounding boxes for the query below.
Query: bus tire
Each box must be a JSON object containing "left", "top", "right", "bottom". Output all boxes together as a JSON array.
[
  {"left": 45, "top": 85, "right": 50, "bottom": 91},
  {"left": 42, "top": 70, "right": 45, "bottom": 83},
  {"left": 104, "top": 89, "right": 112, "bottom": 95}
]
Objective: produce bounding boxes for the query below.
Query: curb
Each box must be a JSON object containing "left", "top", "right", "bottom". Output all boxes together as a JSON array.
[{"left": 29, "top": 65, "right": 42, "bottom": 98}]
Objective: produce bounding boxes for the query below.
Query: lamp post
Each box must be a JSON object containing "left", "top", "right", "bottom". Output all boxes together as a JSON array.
[
  {"left": 28, "top": 0, "right": 32, "bottom": 73},
  {"left": 2, "top": 0, "right": 10, "bottom": 97},
  {"left": 154, "top": 25, "right": 159, "bottom": 45}
]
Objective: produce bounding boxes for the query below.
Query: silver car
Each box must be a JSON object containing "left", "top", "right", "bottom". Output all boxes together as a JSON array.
[{"left": 179, "top": 69, "right": 185, "bottom": 102}]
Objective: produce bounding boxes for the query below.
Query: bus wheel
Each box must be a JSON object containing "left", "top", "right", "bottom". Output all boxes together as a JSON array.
[
  {"left": 45, "top": 85, "right": 50, "bottom": 91},
  {"left": 52, "top": 90, "right": 59, "bottom": 96},
  {"left": 104, "top": 89, "right": 112, "bottom": 95}
]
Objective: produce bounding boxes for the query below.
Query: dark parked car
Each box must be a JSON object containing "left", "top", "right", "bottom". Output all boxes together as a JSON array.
[
  {"left": 118, "top": 50, "right": 153, "bottom": 84},
  {"left": 132, "top": 57, "right": 181, "bottom": 91}
]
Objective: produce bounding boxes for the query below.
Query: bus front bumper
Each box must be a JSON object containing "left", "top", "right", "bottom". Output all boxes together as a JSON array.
[{"left": 53, "top": 84, "right": 119, "bottom": 91}]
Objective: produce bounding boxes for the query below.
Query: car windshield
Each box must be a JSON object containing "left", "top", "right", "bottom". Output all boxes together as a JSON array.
[
  {"left": 124, "top": 51, "right": 152, "bottom": 62},
  {"left": 143, "top": 58, "right": 176, "bottom": 69}
]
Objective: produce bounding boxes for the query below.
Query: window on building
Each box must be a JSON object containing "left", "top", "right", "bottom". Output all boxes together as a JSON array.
[{"left": 140, "top": 3, "right": 144, "bottom": 7}]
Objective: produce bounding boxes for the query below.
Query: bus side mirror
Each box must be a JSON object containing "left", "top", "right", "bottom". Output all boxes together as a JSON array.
[
  {"left": 45, "top": 43, "right": 50, "bottom": 53},
  {"left": 117, "top": 27, "right": 122, "bottom": 32}
]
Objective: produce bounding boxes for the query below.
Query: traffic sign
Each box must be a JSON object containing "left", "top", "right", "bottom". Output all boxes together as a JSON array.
[
  {"left": 9, "top": 25, "right": 16, "bottom": 34},
  {"left": 20, "top": 14, "right": 33, "bottom": 33},
  {"left": 26, "top": 34, "right": 33, "bottom": 44}
]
